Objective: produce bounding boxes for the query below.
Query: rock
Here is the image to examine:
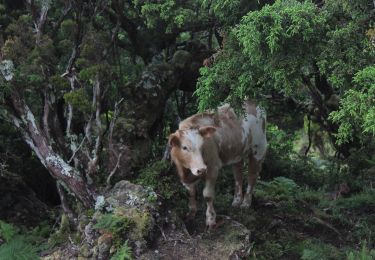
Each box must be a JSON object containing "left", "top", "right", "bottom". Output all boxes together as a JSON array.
[
  {"left": 43, "top": 180, "right": 159, "bottom": 259},
  {"left": 97, "top": 233, "right": 113, "bottom": 260},
  {"left": 105, "top": 180, "right": 157, "bottom": 212},
  {"left": 79, "top": 244, "right": 91, "bottom": 258},
  {"left": 103, "top": 180, "right": 159, "bottom": 255},
  {"left": 172, "top": 50, "right": 192, "bottom": 69}
]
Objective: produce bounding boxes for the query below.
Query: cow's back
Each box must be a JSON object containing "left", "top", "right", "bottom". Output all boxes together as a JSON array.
[{"left": 179, "top": 102, "right": 267, "bottom": 166}]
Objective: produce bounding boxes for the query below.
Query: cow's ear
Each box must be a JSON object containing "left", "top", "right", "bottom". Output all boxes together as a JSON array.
[
  {"left": 168, "top": 133, "right": 180, "bottom": 147},
  {"left": 199, "top": 126, "right": 216, "bottom": 138}
]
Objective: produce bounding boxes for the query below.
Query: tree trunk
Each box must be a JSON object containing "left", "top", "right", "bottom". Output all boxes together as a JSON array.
[{"left": 8, "top": 90, "right": 94, "bottom": 208}]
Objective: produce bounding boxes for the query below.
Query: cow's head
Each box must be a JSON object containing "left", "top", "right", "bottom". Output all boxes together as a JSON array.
[{"left": 169, "top": 126, "right": 216, "bottom": 176}]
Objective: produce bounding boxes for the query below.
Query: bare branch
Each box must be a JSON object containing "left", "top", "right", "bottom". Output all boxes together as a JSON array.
[
  {"left": 106, "top": 152, "right": 123, "bottom": 188},
  {"left": 65, "top": 74, "right": 78, "bottom": 136},
  {"left": 35, "top": 3, "right": 49, "bottom": 44},
  {"left": 86, "top": 76, "right": 103, "bottom": 176},
  {"left": 57, "top": 181, "right": 75, "bottom": 218},
  {"left": 109, "top": 98, "right": 124, "bottom": 143},
  {"left": 305, "top": 114, "right": 312, "bottom": 156},
  {"left": 42, "top": 90, "right": 51, "bottom": 140},
  {"left": 102, "top": 19, "right": 121, "bottom": 59},
  {"left": 61, "top": 5, "right": 85, "bottom": 76},
  {"left": 68, "top": 136, "right": 87, "bottom": 164}
]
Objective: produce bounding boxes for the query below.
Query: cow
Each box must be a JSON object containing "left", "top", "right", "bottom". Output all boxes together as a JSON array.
[{"left": 168, "top": 101, "right": 267, "bottom": 229}]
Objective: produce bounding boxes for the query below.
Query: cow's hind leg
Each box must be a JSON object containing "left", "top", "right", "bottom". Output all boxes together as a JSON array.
[
  {"left": 232, "top": 160, "right": 244, "bottom": 207},
  {"left": 184, "top": 182, "right": 197, "bottom": 220},
  {"left": 203, "top": 169, "right": 218, "bottom": 229},
  {"left": 241, "top": 155, "right": 262, "bottom": 208}
]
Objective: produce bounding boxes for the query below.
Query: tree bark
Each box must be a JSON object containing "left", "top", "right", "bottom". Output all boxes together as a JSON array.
[{"left": 7, "top": 90, "right": 94, "bottom": 208}]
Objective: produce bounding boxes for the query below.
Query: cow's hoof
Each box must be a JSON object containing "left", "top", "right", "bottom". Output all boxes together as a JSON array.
[{"left": 231, "top": 199, "right": 243, "bottom": 207}]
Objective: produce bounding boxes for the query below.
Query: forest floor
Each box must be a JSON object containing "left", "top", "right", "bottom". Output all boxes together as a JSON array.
[
  {"left": 1, "top": 163, "right": 374, "bottom": 259},
  {"left": 140, "top": 166, "right": 375, "bottom": 260}
]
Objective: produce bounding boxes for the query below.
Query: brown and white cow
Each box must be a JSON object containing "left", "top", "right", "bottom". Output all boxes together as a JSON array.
[{"left": 168, "top": 101, "right": 267, "bottom": 229}]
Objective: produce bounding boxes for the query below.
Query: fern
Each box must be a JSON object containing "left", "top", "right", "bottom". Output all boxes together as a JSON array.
[
  {"left": 347, "top": 241, "right": 375, "bottom": 260},
  {"left": 110, "top": 241, "right": 133, "bottom": 260},
  {"left": 0, "top": 237, "right": 39, "bottom": 260},
  {"left": 0, "top": 220, "right": 52, "bottom": 259},
  {"left": 256, "top": 177, "right": 300, "bottom": 201},
  {"left": 301, "top": 239, "right": 341, "bottom": 260},
  {"left": 0, "top": 220, "right": 18, "bottom": 241}
]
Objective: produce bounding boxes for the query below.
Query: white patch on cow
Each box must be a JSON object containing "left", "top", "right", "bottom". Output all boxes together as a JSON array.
[
  {"left": 184, "top": 129, "right": 203, "bottom": 149},
  {"left": 241, "top": 106, "right": 267, "bottom": 160},
  {"left": 183, "top": 129, "right": 207, "bottom": 176}
]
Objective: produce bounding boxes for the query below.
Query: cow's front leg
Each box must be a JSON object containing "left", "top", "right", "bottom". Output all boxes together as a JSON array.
[
  {"left": 203, "top": 169, "right": 218, "bottom": 229},
  {"left": 183, "top": 182, "right": 197, "bottom": 219},
  {"left": 241, "top": 155, "right": 262, "bottom": 208},
  {"left": 232, "top": 160, "right": 244, "bottom": 207}
]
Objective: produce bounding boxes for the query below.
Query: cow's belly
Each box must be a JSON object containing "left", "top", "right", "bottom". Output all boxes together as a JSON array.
[{"left": 215, "top": 129, "right": 246, "bottom": 166}]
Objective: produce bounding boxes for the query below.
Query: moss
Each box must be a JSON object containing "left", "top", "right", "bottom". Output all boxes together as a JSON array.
[
  {"left": 136, "top": 160, "right": 183, "bottom": 201},
  {"left": 48, "top": 214, "right": 71, "bottom": 247},
  {"left": 114, "top": 207, "right": 154, "bottom": 242},
  {"left": 79, "top": 243, "right": 91, "bottom": 258},
  {"left": 94, "top": 212, "right": 133, "bottom": 243}
]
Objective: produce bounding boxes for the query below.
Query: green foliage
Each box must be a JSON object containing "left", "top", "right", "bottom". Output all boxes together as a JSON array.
[
  {"left": 0, "top": 238, "right": 39, "bottom": 260},
  {"left": 236, "top": 0, "right": 326, "bottom": 95},
  {"left": 0, "top": 220, "right": 52, "bottom": 260},
  {"left": 334, "top": 191, "right": 375, "bottom": 211},
  {"left": 63, "top": 88, "right": 91, "bottom": 113},
  {"left": 266, "top": 124, "right": 294, "bottom": 156},
  {"left": 196, "top": 0, "right": 374, "bottom": 162},
  {"left": 136, "top": 0, "right": 198, "bottom": 33},
  {"left": 94, "top": 213, "right": 133, "bottom": 238},
  {"left": 196, "top": 31, "right": 251, "bottom": 111},
  {"left": 0, "top": 220, "right": 18, "bottom": 241},
  {"left": 136, "top": 161, "right": 181, "bottom": 200},
  {"left": 255, "top": 177, "right": 300, "bottom": 201},
  {"left": 301, "top": 239, "right": 341, "bottom": 260},
  {"left": 329, "top": 65, "right": 375, "bottom": 145},
  {"left": 110, "top": 241, "right": 133, "bottom": 260},
  {"left": 347, "top": 241, "right": 375, "bottom": 260}
]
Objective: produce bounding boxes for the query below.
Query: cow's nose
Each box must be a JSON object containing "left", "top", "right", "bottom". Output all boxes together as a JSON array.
[{"left": 197, "top": 168, "right": 207, "bottom": 175}]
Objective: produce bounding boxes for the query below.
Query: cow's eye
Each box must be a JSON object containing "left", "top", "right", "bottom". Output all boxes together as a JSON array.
[{"left": 182, "top": 146, "right": 188, "bottom": 151}]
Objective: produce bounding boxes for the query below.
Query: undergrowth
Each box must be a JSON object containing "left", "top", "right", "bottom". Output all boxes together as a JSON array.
[
  {"left": 110, "top": 241, "right": 133, "bottom": 260},
  {"left": 0, "top": 220, "right": 51, "bottom": 260}
]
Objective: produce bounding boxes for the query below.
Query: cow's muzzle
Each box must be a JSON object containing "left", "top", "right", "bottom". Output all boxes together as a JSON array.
[{"left": 193, "top": 167, "right": 207, "bottom": 176}]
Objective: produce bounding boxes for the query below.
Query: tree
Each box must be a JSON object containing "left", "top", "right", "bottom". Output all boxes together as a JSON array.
[
  {"left": 197, "top": 0, "right": 375, "bottom": 158},
  {"left": 0, "top": 0, "right": 226, "bottom": 209}
]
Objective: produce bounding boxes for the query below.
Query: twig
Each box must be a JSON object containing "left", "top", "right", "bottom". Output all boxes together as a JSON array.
[
  {"left": 311, "top": 216, "right": 341, "bottom": 237},
  {"left": 106, "top": 152, "right": 123, "bottom": 187},
  {"left": 68, "top": 136, "right": 86, "bottom": 163},
  {"left": 158, "top": 225, "right": 168, "bottom": 241},
  {"left": 305, "top": 114, "right": 312, "bottom": 156}
]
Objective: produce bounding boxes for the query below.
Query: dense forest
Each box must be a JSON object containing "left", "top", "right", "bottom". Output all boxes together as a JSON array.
[{"left": 0, "top": 0, "right": 374, "bottom": 259}]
